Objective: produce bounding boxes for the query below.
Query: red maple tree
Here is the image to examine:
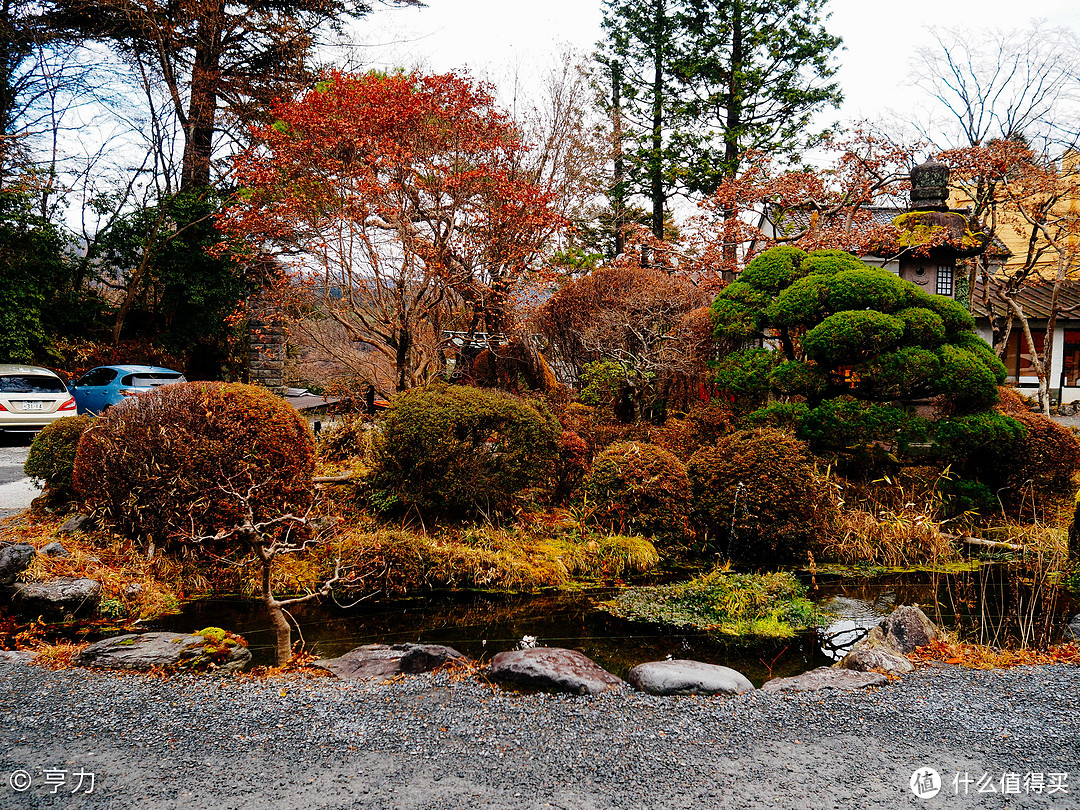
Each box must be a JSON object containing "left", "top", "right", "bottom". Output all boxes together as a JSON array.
[{"left": 218, "top": 70, "right": 563, "bottom": 391}]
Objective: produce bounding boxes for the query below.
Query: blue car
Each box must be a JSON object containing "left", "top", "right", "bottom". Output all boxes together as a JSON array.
[{"left": 69, "top": 365, "right": 186, "bottom": 415}]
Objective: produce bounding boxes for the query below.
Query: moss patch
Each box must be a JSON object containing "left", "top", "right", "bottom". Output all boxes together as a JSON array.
[{"left": 600, "top": 569, "right": 824, "bottom": 639}]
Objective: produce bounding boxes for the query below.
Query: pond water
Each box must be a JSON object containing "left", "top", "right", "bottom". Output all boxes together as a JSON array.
[{"left": 151, "top": 564, "right": 1076, "bottom": 687}]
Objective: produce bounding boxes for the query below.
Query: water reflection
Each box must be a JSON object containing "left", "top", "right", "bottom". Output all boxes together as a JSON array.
[{"left": 151, "top": 565, "right": 1075, "bottom": 685}]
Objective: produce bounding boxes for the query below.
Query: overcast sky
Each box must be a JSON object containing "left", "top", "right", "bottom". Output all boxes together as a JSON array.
[{"left": 353, "top": 0, "right": 1080, "bottom": 135}]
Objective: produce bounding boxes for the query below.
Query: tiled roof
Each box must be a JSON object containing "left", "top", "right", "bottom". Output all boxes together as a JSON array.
[{"left": 971, "top": 277, "right": 1080, "bottom": 320}]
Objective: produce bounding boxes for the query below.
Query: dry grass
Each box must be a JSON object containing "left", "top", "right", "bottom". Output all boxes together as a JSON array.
[
  {"left": 911, "top": 635, "right": 1080, "bottom": 670},
  {"left": 824, "top": 507, "right": 958, "bottom": 567},
  {"left": 2, "top": 513, "right": 181, "bottom": 620},
  {"left": 818, "top": 468, "right": 961, "bottom": 567},
  {"left": 29, "top": 642, "right": 88, "bottom": 670}
]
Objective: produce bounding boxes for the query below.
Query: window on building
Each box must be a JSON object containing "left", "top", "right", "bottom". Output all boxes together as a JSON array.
[
  {"left": 936, "top": 265, "right": 954, "bottom": 296},
  {"left": 1063, "top": 331, "right": 1080, "bottom": 387},
  {"left": 1002, "top": 330, "right": 1045, "bottom": 381}
]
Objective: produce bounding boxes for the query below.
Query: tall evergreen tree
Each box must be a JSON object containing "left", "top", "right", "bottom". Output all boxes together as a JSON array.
[
  {"left": 599, "top": 0, "right": 842, "bottom": 237},
  {"left": 676, "top": 0, "right": 842, "bottom": 191},
  {"left": 599, "top": 0, "right": 689, "bottom": 240}
]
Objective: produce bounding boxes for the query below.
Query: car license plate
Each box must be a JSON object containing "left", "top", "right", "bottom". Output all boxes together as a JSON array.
[{"left": 21, "top": 401, "right": 44, "bottom": 411}]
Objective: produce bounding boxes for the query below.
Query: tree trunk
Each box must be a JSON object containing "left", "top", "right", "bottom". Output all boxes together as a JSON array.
[
  {"left": 264, "top": 596, "right": 292, "bottom": 666},
  {"left": 721, "top": 0, "right": 744, "bottom": 279},
  {"left": 649, "top": 0, "right": 665, "bottom": 244},
  {"left": 612, "top": 60, "right": 626, "bottom": 258},
  {"left": 180, "top": 0, "right": 225, "bottom": 191}
]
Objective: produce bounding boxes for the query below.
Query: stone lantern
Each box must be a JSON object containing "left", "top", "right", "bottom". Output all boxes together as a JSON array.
[{"left": 889, "top": 158, "right": 982, "bottom": 299}]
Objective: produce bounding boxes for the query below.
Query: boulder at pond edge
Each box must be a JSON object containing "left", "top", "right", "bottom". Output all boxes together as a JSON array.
[
  {"left": 628, "top": 659, "right": 754, "bottom": 696},
  {"left": 487, "top": 648, "right": 623, "bottom": 695}
]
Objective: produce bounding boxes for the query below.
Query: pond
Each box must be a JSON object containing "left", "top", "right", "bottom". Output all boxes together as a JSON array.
[{"left": 150, "top": 563, "right": 1077, "bottom": 688}]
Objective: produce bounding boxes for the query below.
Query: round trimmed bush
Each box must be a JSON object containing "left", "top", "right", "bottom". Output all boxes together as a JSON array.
[
  {"left": 738, "top": 245, "right": 807, "bottom": 292},
  {"left": 73, "top": 382, "right": 315, "bottom": 546},
  {"left": 1007, "top": 411, "right": 1080, "bottom": 496},
  {"left": 687, "top": 428, "right": 834, "bottom": 565},
  {"left": 802, "top": 310, "right": 905, "bottom": 365},
  {"left": 372, "top": 383, "right": 561, "bottom": 517},
  {"left": 24, "top": 415, "right": 93, "bottom": 504},
  {"left": 586, "top": 441, "right": 690, "bottom": 540}
]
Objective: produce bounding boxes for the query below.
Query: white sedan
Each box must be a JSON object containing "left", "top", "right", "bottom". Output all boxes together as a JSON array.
[{"left": 0, "top": 364, "right": 77, "bottom": 434}]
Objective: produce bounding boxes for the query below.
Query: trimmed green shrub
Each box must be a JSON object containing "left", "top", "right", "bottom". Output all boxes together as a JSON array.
[
  {"left": 709, "top": 282, "right": 770, "bottom": 342},
  {"left": 934, "top": 412, "right": 1026, "bottom": 471},
  {"left": 940, "top": 477, "right": 999, "bottom": 518},
  {"left": 586, "top": 441, "right": 690, "bottom": 541},
  {"left": 936, "top": 344, "right": 1000, "bottom": 411},
  {"left": 799, "top": 398, "right": 926, "bottom": 453},
  {"left": 372, "top": 383, "right": 561, "bottom": 518},
  {"left": 800, "top": 249, "right": 867, "bottom": 276},
  {"left": 24, "top": 415, "right": 93, "bottom": 504},
  {"left": 769, "top": 360, "right": 828, "bottom": 399},
  {"left": 824, "top": 268, "right": 906, "bottom": 313},
  {"left": 73, "top": 382, "right": 315, "bottom": 547},
  {"left": 744, "top": 401, "right": 810, "bottom": 432},
  {"left": 862, "top": 347, "right": 941, "bottom": 400},
  {"left": 712, "top": 348, "right": 777, "bottom": 412},
  {"left": 687, "top": 428, "right": 834, "bottom": 565},
  {"left": 896, "top": 307, "right": 946, "bottom": 348},
  {"left": 738, "top": 245, "right": 807, "bottom": 292},
  {"left": 765, "top": 273, "right": 831, "bottom": 327},
  {"left": 802, "top": 310, "right": 905, "bottom": 366}
]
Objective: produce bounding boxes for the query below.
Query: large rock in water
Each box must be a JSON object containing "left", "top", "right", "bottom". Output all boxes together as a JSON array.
[
  {"left": 838, "top": 605, "right": 937, "bottom": 673},
  {"left": 75, "top": 632, "right": 251, "bottom": 673},
  {"left": 760, "top": 667, "right": 888, "bottom": 694},
  {"left": 874, "top": 605, "right": 937, "bottom": 653},
  {"left": 628, "top": 659, "right": 754, "bottom": 696},
  {"left": 0, "top": 543, "right": 35, "bottom": 586},
  {"left": 10, "top": 577, "right": 100, "bottom": 617},
  {"left": 316, "top": 643, "right": 464, "bottom": 680},
  {"left": 487, "top": 648, "right": 623, "bottom": 695}
]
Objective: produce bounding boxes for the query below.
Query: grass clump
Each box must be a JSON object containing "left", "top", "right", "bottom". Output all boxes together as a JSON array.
[
  {"left": 259, "top": 524, "right": 661, "bottom": 597},
  {"left": 601, "top": 568, "right": 822, "bottom": 639}
]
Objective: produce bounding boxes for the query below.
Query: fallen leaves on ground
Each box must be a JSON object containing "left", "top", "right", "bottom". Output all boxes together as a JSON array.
[{"left": 910, "top": 639, "right": 1080, "bottom": 670}]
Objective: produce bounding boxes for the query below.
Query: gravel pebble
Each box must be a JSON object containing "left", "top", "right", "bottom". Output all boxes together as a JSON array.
[{"left": 1, "top": 659, "right": 1078, "bottom": 808}]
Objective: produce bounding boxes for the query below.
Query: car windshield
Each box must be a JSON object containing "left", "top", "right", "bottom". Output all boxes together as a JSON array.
[
  {"left": 0, "top": 375, "right": 65, "bottom": 394},
  {"left": 120, "top": 373, "right": 185, "bottom": 387}
]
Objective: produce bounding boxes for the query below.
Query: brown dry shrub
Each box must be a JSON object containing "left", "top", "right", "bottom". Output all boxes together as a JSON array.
[
  {"left": 687, "top": 428, "right": 835, "bottom": 565},
  {"left": 73, "top": 382, "right": 315, "bottom": 548},
  {"left": 995, "top": 385, "right": 1036, "bottom": 415},
  {"left": 586, "top": 442, "right": 691, "bottom": 541}
]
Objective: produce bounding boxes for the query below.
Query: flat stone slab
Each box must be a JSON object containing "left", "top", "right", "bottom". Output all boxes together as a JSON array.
[
  {"left": 487, "top": 648, "right": 623, "bottom": 695},
  {"left": 10, "top": 577, "right": 100, "bottom": 617},
  {"left": 315, "top": 643, "right": 465, "bottom": 680},
  {"left": 75, "top": 632, "right": 251, "bottom": 673},
  {"left": 840, "top": 646, "right": 914, "bottom": 675},
  {"left": 759, "top": 666, "right": 888, "bottom": 694},
  {"left": 0, "top": 650, "right": 33, "bottom": 665},
  {"left": 628, "top": 659, "right": 754, "bottom": 696}
]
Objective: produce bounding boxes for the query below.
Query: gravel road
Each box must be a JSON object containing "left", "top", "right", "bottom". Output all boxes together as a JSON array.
[
  {"left": 0, "top": 440, "right": 36, "bottom": 520},
  {"left": 0, "top": 657, "right": 1077, "bottom": 810}
]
